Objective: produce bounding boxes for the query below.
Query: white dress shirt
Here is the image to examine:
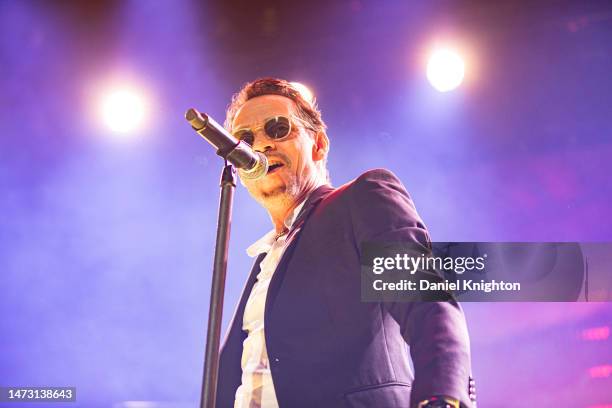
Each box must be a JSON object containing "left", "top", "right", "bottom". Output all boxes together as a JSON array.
[{"left": 234, "top": 199, "right": 307, "bottom": 408}]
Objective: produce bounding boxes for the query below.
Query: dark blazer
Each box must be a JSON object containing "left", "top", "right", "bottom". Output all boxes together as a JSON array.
[{"left": 216, "top": 169, "right": 473, "bottom": 408}]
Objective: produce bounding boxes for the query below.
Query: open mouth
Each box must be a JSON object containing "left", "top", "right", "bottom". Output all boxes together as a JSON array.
[{"left": 268, "top": 162, "right": 285, "bottom": 174}]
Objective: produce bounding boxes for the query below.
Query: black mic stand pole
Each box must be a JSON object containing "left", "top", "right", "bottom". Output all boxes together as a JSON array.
[{"left": 200, "top": 163, "right": 236, "bottom": 408}]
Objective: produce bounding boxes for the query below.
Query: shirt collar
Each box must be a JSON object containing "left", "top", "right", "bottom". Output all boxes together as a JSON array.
[{"left": 246, "top": 197, "right": 309, "bottom": 257}]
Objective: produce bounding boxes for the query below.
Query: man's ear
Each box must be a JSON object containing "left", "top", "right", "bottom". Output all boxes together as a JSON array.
[{"left": 312, "top": 131, "right": 329, "bottom": 162}]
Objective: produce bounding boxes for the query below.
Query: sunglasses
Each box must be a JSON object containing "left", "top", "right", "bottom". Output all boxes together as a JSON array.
[{"left": 232, "top": 115, "right": 314, "bottom": 147}]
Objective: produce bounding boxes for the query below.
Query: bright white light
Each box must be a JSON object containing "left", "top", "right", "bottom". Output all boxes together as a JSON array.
[
  {"left": 100, "top": 88, "right": 146, "bottom": 133},
  {"left": 290, "top": 81, "right": 314, "bottom": 103},
  {"left": 426, "top": 48, "right": 465, "bottom": 92}
]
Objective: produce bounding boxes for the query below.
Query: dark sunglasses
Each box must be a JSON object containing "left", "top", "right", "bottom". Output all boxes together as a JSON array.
[{"left": 232, "top": 115, "right": 312, "bottom": 146}]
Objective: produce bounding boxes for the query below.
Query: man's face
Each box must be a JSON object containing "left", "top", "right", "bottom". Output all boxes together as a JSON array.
[{"left": 231, "top": 94, "right": 324, "bottom": 208}]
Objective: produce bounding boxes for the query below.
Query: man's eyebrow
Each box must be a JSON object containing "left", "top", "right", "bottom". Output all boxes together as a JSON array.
[
  {"left": 232, "top": 121, "right": 259, "bottom": 133},
  {"left": 232, "top": 117, "right": 268, "bottom": 131},
  {"left": 231, "top": 120, "right": 250, "bottom": 132}
]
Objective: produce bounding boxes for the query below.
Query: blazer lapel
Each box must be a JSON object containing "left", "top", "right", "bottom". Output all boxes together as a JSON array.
[
  {"left": 264, "top": 184, "right": 335, "bottom": 319},
  {"left": 222, "top": 252, "right": 267, "bottom": 348},
  {"left": 216, "top": 252, "right": 267, "bottom": 407}
]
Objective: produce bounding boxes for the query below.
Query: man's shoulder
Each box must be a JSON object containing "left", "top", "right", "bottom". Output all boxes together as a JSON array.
[
  {"left": 352, "top": 168, "right": 403, "bottom": 186},
  {"left": 313, "top": 168, "right": 410, "bottom": 213},
  {"left": 322, "top": 168, "right": 428, "bottom": 245},
  {"left": 340, "top": 168, "right": 407, "bottom": 198}
]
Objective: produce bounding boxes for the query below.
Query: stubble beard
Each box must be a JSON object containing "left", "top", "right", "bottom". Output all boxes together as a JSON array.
[{"left": 254, "top": 172, "right": 301, "bottom": 211}]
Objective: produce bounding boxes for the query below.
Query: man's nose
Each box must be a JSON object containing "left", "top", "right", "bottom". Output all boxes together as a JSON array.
[{"left": 251, "top": 130, "right": 274, "bottom": 153}]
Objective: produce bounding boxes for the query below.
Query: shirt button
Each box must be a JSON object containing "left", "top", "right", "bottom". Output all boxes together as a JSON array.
[{"left": 274, "top": 357, "right": 280, "bottom": 362}]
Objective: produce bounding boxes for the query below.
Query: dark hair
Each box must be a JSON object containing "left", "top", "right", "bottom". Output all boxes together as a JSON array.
[{"left": 224, "top": 77, "right": 327, "bottom": 135}]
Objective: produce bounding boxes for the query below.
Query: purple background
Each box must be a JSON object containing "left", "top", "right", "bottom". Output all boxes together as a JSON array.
[{"left": 1, "top": 1, "right": 611, "bottom": 407}]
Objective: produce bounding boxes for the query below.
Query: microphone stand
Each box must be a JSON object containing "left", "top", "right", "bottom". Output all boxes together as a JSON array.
[
  {"left": 185, "top": 107, "right": 265, "bottom": 407},
  {"left": 200, "top": 163, "right": 236, "bottom": 408}
]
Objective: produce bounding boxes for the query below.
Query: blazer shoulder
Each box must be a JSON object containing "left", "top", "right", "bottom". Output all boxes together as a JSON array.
[
  {"left": 348, "top": 168, "right": 409, "bottom": 197},
  {"left": 354, "top": 168, "right": 402, "bottom": 184}
]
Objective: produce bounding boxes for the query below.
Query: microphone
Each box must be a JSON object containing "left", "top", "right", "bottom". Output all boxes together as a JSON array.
[{"left": 185, "top": 108, "right": 269, "bottom": 180}]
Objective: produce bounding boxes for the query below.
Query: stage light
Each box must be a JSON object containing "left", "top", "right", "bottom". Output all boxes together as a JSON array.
[
  {"left": 290, "top": 82, "right": 314, "bottom": 103},
  {"left": 581, "top": 326, "right": 610, "bottom": 341},
  {"left": 100, "top": 87, "right": 147, "bottom": 134},
  {"left": 426, "top": 48, "right": 465, "bottom": 92},
  {"left": 589, "top": 365, "right": 612, "bottom": 379}
]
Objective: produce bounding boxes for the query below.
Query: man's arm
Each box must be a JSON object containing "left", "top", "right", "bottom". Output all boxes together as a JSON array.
[{"left": 348, "top": 168, "right": 474, "bottom": 407}]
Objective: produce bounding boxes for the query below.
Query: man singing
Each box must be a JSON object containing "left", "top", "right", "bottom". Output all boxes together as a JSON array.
[{"left": 215, "top": 78, "right": 475, "bottom": 408}]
